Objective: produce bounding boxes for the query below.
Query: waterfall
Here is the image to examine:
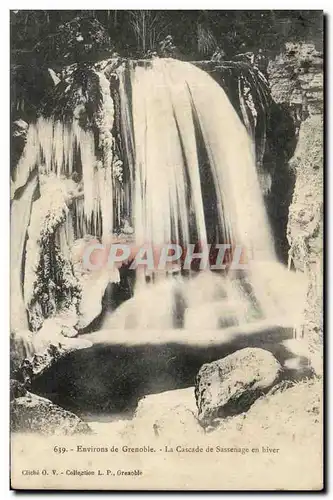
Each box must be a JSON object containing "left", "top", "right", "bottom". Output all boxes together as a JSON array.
[
  {"left": 12, "top": 57, "right": 305, "bottom": 333},
  {"left": 101, "top": 58, "right": 303, "bottom": 330},
  {"left": 116, "top": 58, "right": 275, "bottom": 256}
]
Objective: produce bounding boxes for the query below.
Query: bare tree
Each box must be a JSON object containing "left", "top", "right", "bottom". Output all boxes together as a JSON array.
[{"left": 128, "top": 10, "right": 170, "bottom": 54}]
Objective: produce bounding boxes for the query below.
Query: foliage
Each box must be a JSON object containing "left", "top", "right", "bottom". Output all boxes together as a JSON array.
[
  {"left": 158, "top": 35, "right": 177, "bottom": 58},
  {"left": 197, "top": 22, "right": 217, "bottom": 56},
  {"left": 39, "top": 66, "right": 103, "bottom": 123},
  {"left": 11, "top": 10, "right": 322, "bottom": 65},
  {"left": 11, "top": 10, "right": 322, "bottom": 122},
  {"left": 28, "top": 211, "right": 81, "bottom": 331},
  {"left": 11, "top": 11, "right": 114, "bottom": 66}
]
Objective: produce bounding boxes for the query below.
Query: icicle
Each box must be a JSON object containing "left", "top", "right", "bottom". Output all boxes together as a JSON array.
[
  {"left": 89, "top": 70, "right": 117, "bottom": 238},
  {"left": 37, "top": 117, "right": 53, "bottom": 175},
  {"left": 96, "top": 71, "right": 114, "bottom": 132},
  {"left": 74, "top": 198, "right": 86, "bottom": 239},
  {"left": 78, "top": 128, "right": 97, "bottom": 227},
  {"left": 65, "top": 210, "right": 75, "bottom": 249},
  {"left": 96, "top": 164, "right": 113, "bottom": 240},
  {"left": 53, "top": 121, "right": 64, "bottom": 176},
  {"left": 116, "top": 63, "right": 136, "bottom": 223},
  {"left": 62, "top": 123, "right": 70, "bottom": 176},
  {"left": 94, "top": 70, "right": 115, "bottom": 171}
]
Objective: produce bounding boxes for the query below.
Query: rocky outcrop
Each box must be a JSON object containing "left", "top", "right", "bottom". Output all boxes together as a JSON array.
[
  {"left": 287, "top": 115, "right": 323, "bottom": 362},
  {"left": 268, "top": 42, "right": 323, "bottom": 120},
  {"left": 12, "top": 119, "right": 29, "bottom": 171},
  {"left": 10, "top": 331, "right": 93, "bottom": 436},
  {"left": 268, "top": 42, "right": 323, "bottom": 373},
  {"left": 11, "top": 328, "right": 92, "bottom": 388},
  {"left": 11, "top": 392, "right": 92, "bottom": 435},
  {"left": 195, "top": 348, "right": 281, "bottom": 427},
  {"left": 211, "top": 376, "right": 322, "bottom": 447}
]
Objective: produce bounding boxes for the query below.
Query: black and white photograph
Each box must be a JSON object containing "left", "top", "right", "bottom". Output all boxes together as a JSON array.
[{"left": 9, "top": 9, "right": 324, "bottom": 490}]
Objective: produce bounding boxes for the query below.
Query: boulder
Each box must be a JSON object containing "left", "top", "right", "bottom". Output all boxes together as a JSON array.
[
  {"left": 12, "top": 336, "right": 92, "bottom": 387},
  {"left": 150, "top": 406, "right": 202, "bottom": 439},
  {"left": 126, "top": 388, "right": 203, "bottom": 439},
  {"left": 135, "top": 387, "right": 197, "bottom": 418},
  {"left": 195, "top": 347, "right": 281, "bottom": 427},
  {"left": 27, "top": 338, "right": 92, "bottom": 378},
  {"left": 11, "top": 393, "right": 91, "bottom": 435}
]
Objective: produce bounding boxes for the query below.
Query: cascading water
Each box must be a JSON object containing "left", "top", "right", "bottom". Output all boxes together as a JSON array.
[
  {"left": 102, "top": 58, "right": 305, "bottom": 331},
  {"left": 11, "top": 57, "right": 306, "bottom": 335}
]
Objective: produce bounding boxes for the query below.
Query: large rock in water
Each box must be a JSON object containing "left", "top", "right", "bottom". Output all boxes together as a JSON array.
[
  {"left": 11, "top": 393, "right": 91, "bottom": 435},
  {"left": 195, "top": 348, "right": 281, "bottom": 427}
]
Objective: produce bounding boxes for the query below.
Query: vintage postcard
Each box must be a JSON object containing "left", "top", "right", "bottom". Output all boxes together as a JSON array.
[{"left": 10, "top": 10, "right": 324, "bottom": 490}]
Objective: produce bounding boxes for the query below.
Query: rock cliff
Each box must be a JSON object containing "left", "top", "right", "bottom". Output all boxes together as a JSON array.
[{"left": 268, "top": 42, "right": 323, "bottom": 372}]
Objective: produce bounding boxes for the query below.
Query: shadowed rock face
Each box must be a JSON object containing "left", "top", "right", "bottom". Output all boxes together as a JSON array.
[
  {"left": 268, "top": 42, "right": 323, "bottom": 370},
  {"left": 11, "top": 392, "right": 92, "bottom": 435},
  {"left": 10, "top": 380, "right": 27, "bottom": 401},
  {"left": 195, "top": 348, "right": 281, "bottom": 428}
]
